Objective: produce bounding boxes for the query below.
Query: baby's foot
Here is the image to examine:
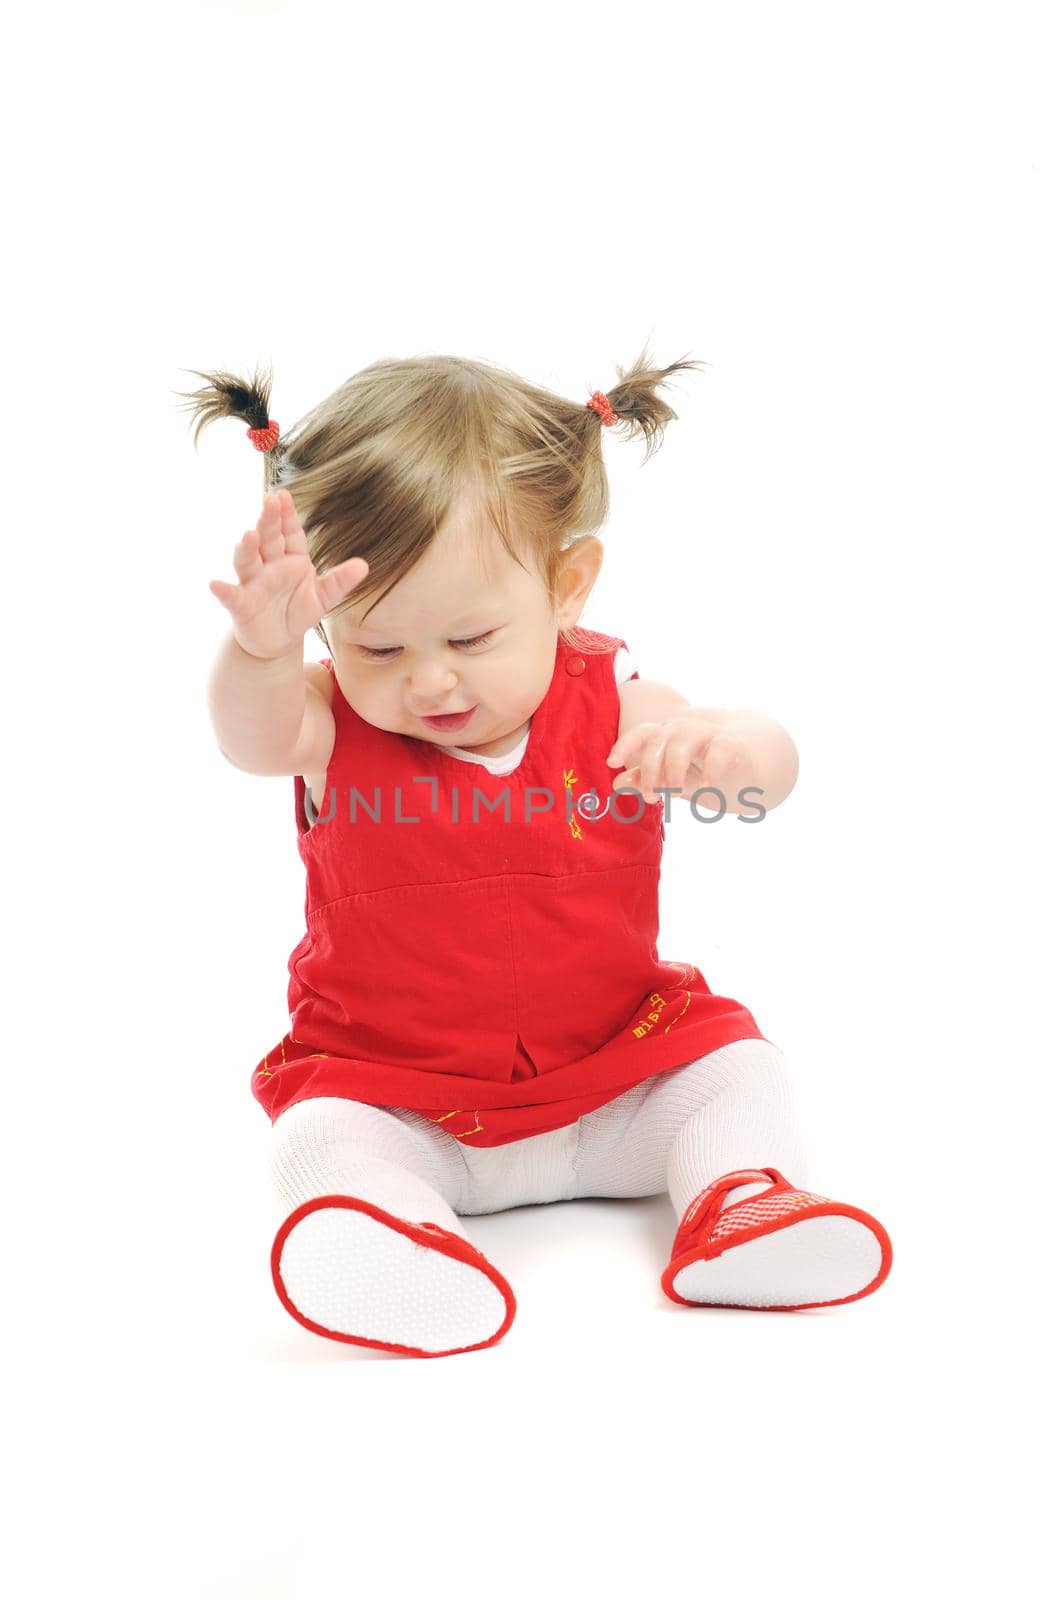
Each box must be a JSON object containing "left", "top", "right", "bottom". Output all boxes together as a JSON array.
[
  {"left": 661, "top": 1167, "right": 892, "bottom": 1310},
  {"left": 271, "top": 1195, "right": 516, "bottom": 1357}
]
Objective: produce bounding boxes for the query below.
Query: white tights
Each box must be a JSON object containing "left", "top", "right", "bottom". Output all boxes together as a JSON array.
[{"left": 270, "top": 1038, "right": 810, "bottom": 1244}]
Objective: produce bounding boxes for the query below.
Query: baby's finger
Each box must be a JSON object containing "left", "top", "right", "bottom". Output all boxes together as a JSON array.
[
  {"left": 317, "top": 555, "right": 369, "bottom": 609},
  {"left": 256, "top": 493, "right": 285, "bottom": 561},
  {"left": 698, "top": 736, "right": 740, "bottom": 788},
  {"left": 232, "top": 529, "right": 264, "bottom": 581},
  {"left": 636, "top": 729, "right": 671, "bottom": 800},
  {"left": 606, "top": 721, "right": 658, "bottom": 769},
  {"left": 208, "top": 578, "right": 240, "bottom": 611},
  {"left": 277, "top": 489, "right": 309, "bottom": 556},
  {"left": 661, "top": 731, "right": 707, "bottom": 791}
]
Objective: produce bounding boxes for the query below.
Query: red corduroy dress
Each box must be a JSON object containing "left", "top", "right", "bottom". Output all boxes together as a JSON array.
[{"left": 251, "top": 627, "right": 766, "bottom": 1148}]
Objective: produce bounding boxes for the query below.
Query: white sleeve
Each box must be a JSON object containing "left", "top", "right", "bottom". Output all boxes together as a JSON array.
[{"left": 613, "top": 647, "right": 638, "bottom": 685}]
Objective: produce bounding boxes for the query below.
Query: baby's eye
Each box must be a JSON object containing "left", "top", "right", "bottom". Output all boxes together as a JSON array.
[
  {"left": 356, "top": 630, "right": 496, "bottom": 662},
  {"left": 453, "top": 630, "right": 495, "bottom": 650}
]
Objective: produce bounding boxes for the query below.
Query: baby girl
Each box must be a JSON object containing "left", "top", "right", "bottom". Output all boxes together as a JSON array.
[{"left": 184, "top": 347, "right": 892, "bottom": 1359}]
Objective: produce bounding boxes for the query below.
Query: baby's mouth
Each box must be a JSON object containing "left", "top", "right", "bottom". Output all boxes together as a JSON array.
[{"left": 418, "top": 706, "right": 477, "bottom": 731}]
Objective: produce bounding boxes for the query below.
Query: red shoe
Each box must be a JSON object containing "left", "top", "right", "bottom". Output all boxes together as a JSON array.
[
  {"left": 661, "top": 1168, "right": 892, "bottom": 1311},
  {"left": 271, "top": 1195, "right": 516, "bottom": 1357}
]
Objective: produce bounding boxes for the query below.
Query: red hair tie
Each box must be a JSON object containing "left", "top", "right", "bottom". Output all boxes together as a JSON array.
[
  {"left": 247, "top": 420, "right": 280, "bottom": 453},
  {"left": 586, "top": 390, "right": 617, "bottom": 426}
]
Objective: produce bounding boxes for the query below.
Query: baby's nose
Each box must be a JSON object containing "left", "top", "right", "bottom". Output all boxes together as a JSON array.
[{"left": 407, "top": 659, "right": 459, "bottom": 699}]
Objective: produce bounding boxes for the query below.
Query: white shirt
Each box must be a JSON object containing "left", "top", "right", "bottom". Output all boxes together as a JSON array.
[{"left": 440, "top": 647, "right": 636, "bottom": 777}]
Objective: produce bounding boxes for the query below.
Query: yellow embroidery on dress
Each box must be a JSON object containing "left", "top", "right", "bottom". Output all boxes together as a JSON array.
[
  {"left": 663, "top": 991, "right": 692, "bottom": 1033},
  {"left": 631, "top": 965, "right": 695, "bottom": 1038},
  {"left": 258, "top": 1032, "right": 325, "bottom": 1079},
  {"left": 452, "top": 1119, "right": 485, "bottom": 1138},
  {"left": 290, "top": 1035, "right": 327, "bottom": 1058},
  {"left": 430, "top": 1109, "right": 485, "bottom": 1137},
  {"left": 271, "top": 1033, "right": 328, "bottom": 1069},
  {"left": 632, "top": 991, "right": 667, "bottom": 1038},
  {"left": 258, "top": 1034, "right": 279, "bottom": 1078},
  {"left": 562, "top": 766, "right": 583, "bottom": 840}
]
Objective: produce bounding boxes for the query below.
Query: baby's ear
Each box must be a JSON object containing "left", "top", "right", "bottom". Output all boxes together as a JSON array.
[{"left": 555, "top": 535, "right": 605, "bottom": 621}]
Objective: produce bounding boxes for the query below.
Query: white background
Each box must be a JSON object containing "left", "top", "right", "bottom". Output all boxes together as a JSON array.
[{"left": 5, "top": 1, "right": 1059, "bottom": 1595}]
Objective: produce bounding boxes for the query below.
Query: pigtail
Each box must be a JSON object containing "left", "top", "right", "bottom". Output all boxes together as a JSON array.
[
  {"left": 173, "top": 363, "right": 285, "bottom": 488},
  {"left": 176, "top": 347, "right": 704, "bottom": 665},
  {"left": 588, "top": 340, "right": 705, "bottom": 463}
]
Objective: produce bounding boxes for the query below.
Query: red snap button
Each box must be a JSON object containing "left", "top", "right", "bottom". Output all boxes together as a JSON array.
[{"left": 566, "top": 656, "right": 586, "bottom": 675}]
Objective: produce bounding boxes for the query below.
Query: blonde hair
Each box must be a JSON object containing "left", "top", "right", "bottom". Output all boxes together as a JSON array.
[{"left": 175, "top": 343, "right": 703, "bottom": 655}]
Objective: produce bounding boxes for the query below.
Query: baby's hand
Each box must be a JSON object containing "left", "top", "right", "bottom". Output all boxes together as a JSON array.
[
  {"left": 606, "top": 716, "right": 756, "bottom": 803},
  {"left": 208, "top": 489, "right": 369, "bottom": 661}
]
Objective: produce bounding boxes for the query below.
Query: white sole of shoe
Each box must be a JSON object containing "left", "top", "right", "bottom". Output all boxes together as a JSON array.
[
  {"left": 274, "top": 1201, "right": 511, "bottom": 1355},
  {"left": 671, "top": 1214, "right": 885, "bottom": 1308}
]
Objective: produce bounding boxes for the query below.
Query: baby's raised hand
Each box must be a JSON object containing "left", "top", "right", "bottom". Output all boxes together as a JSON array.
[
  {"left": 208, "top": 489, "right": 369, "bottom": 661},
  {"left": 607, "top": 715, "right": 757, "bottom": 804}
]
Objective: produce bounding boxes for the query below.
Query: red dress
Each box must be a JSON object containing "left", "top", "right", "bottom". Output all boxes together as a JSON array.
[{"left": 251, "top": 627, "right": 765, "bottom": 1148}]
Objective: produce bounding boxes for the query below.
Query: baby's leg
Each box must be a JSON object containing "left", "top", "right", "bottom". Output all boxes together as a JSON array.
[
  {"left": 576, "top": 1039, "right": 891, "bottom": 1309},
  {"left": 269, "top": 1096, "right": 515, "bottom": 1357},
  {"left": 575, "top": 1037, "right": 808, "bottom": 1203},
  {"left": 661, "top": 1038, "right": 811, "bottom": 1215},
  {"left": 272, "top": 1095, "right": 471, "bottom": 1230}
]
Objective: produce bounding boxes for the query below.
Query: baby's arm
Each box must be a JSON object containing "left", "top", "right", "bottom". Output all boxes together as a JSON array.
[
  {"left": 607, "top": 677, "right": 798, "bottom": 813},
  {"left": 208, "top": 636, "right": 334, "bottom": 777},
  {"left": 206, "top": 489, "right": 366, "bottom": 777}
]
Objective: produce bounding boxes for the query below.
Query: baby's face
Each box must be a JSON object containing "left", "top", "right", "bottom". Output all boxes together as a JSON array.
[{"left": 322, "top": 484, "right": 573, "bottom": 758}]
